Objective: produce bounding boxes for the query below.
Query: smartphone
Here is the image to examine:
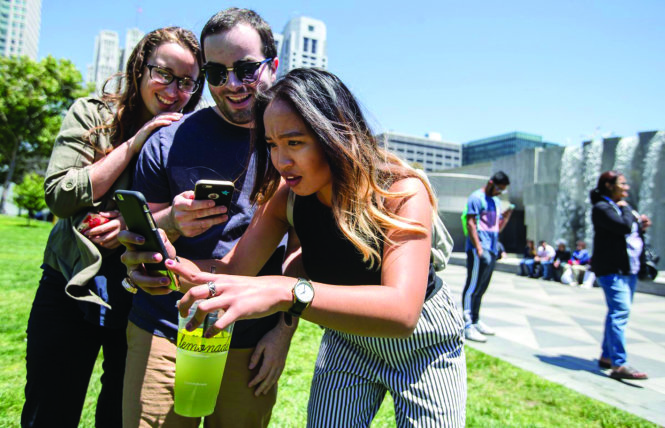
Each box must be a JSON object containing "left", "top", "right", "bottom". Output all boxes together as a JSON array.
[
  {"left": 194, "top": 179, "right": 234, "bottom": 208},
  {"left": 114, "top": 190, "right": 179, "bottom": 291}
]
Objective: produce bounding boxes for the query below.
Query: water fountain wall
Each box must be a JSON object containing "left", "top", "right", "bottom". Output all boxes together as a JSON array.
[
  {"left": 427, "top": 131, "right": 664, "bottom": 260},
  {"left": 637, "top": 132, "right": 665, "bottom": 255}
]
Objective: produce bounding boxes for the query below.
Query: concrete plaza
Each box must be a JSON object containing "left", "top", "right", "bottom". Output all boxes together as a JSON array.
[{"left": 440, "top": 259, "right": 665, "bottom": 426}]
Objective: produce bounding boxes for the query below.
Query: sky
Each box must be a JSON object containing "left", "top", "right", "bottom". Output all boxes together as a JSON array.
[{"left": 39, "top": 0, "right": 664, "bottom": 145}]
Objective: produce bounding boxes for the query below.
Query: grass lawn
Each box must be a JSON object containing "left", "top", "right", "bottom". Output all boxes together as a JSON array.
[{"left": 0, "top": 214, "right": 657, "bottom": 427}]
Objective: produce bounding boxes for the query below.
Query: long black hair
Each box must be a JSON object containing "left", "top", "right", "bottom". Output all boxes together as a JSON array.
[{"left": 589, "top": 170, "right": 622, "bottom": 204}]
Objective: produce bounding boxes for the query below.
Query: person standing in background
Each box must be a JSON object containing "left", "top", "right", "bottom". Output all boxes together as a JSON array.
[
  {"left": 591, "top": 170, "right": 651, "bottom": 380},
  {"left": 461, "top": 171, "right": 513, "bottom": 343}
]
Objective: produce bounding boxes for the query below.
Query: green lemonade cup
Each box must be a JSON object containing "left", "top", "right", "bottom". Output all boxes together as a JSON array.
[{"left": 174, "top": 300, "right": 234, "bottom": 417}]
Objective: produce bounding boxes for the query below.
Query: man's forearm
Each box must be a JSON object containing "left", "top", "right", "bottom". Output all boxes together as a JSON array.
[
  {"left": 151, "top": 205, "right": 182, "bottom": 242},
  {"left": 499, "top": 210, "right": 512, "bottom": 232}
]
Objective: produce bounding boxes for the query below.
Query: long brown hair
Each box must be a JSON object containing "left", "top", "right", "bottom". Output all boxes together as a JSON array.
[
  {"left": 250, "top": 68, "right": 436, "bottom": 269},
  {"left": 91, "top": 27, "right": 203, "bottom": 149}
]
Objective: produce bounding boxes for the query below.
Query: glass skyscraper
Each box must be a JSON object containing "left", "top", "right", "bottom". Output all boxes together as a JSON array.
[
  {"left": 0, "top": 0, "right": 41, "bottom": 59},
  {"left": 463, "top": 131, "right": 559, "bottom": 165}
]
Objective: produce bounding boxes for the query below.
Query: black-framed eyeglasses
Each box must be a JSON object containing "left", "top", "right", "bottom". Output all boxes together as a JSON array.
[
  {"left": 146, "top": 64, "right": 200, "bottom": 94},
  {"left": 201, "top": 58, "right": 273, "bottom": 87}
]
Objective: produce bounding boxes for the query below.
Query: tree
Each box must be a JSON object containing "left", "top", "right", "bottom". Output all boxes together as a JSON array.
[
  {"left": 13, "top": 172, "right": 46, "bottom": 225},
  {"left": 0, "top": 55, "right": 89, "bottom": 213}
]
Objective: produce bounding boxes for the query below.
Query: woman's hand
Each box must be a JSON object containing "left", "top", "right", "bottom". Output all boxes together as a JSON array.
[
  {"left": 117, "top": 228, "right": 178, "bottom": 295},
  {"left": 170, "top": 262, "right": 290, "bottom": 337},
  {"left": 128, "top": 112, "right": 184, "bottom": 155},
  {"left": 640, "top": 214, "right": 652, "bottom": 230},
  {"left": 84, "top": 210, "right": 124, "bottom": 249}
]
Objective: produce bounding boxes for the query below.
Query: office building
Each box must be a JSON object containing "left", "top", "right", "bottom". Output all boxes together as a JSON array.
[
  {"left": 378, "top": 132, "right": 462, "bottom": 172},
  {"left": 463, "top": 131, "right": 559, "bottom": 165},
  {"left": 90, "top": 30, "right": 119, "bottom": 94},
  {"left": 121, "top": 28, "right": 144, "bottom": 71},
  {"left": 88, "top": 28, "right": 143, "bottom": 95},
  {"left": 277, "top": 16, "right": 327, "bottom": 78},
  {"left": 0, "top": 0, "right": 42, "bottom": 59},
  {"left": 273, "top": 32, "right": 283, "bottom": 59}
]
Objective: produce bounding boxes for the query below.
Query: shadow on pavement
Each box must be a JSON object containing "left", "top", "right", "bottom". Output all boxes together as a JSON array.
[{"left": 534, "top": 354, "right": 645, "bottom": 389}]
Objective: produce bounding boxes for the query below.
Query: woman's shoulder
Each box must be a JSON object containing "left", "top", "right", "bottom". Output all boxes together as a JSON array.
[
  {"left": 66, "top": 97, "right": 113, "bottom": 124},
  {"left": 388, "top": 175, "right": 427, "bottom": 193},
  {"left": 592, "top": 199, "right": 610, "bottom": 210}
]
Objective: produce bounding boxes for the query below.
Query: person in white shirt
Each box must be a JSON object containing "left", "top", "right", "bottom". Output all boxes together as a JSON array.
[{"left": 534, "top": 240, "right": 555, "bottom": 279}]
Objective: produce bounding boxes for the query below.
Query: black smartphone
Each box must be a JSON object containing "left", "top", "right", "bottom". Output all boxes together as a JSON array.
[
  {"left": 194, "top": 179, "right": 235, "bottom": 208},
  {"left": 114, "top": 190, "right": 179, "bottom": 291}
]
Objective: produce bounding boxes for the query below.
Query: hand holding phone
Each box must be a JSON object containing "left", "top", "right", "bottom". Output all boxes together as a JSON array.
[
  {"left": 194, "top": 180, "right": 234, "bottom": 208},
  {"left": 115, "top": 190, "right": 180, "bottom": 291}
]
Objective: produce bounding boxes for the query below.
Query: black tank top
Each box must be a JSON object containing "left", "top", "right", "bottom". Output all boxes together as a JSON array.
[{"left": 292, "top": 194, "right": 440, "bottom": 298}]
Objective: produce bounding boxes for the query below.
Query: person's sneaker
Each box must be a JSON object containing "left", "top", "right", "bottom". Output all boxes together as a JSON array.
[
  {"left": 465, "top": 325, "right": 487, "bottom": 342},
  {"left": 473, "top": 320, "right": 496, "bottom": 336}
]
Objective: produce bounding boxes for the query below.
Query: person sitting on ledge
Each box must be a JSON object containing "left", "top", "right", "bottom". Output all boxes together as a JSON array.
[
  {"left": 533, "top": 240, "right": 555, "bottom": 279},
  {"left": 568, "top": 240, "right": 591, "bottom": 285},
  {"left": 519, "top": 239, "right": 536, "bottom": 276},
  {"left": 552, "top": 239, "right": 572, "bottom": 281}
]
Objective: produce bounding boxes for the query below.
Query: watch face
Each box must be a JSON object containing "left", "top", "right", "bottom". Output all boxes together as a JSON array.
[{"left": 295, "top": 281, "right": 314, "bottom": 303}]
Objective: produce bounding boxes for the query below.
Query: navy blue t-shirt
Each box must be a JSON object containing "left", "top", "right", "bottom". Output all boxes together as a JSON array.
[{"left": 130, "top": 107, "right": 282, "bottom": 347}]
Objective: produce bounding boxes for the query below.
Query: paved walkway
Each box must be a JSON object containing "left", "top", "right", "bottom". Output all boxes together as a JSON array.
[{"left": 440, "top": 263, "right": 665, "bottom": 426}]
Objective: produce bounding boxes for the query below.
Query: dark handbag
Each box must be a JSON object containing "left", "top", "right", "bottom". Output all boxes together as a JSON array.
[{"left": 639, "top": 245, "right": 660, "bottom": 281}]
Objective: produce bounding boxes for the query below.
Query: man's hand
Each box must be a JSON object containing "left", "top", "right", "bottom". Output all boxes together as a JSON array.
[
  {"left": 168, "top": 191, "right": 229, "bottom": 238},
  {"left": 247, "top": 314, "right": 297, "bottom": 396}
]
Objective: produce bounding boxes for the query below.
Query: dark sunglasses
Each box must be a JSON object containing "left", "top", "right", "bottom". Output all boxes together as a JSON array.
[
  {"left": 201, "top": 58, "right": 273, "bottom": 87},
  {"left": 145, "top": 64, "right": 200, "bottom": 94}
]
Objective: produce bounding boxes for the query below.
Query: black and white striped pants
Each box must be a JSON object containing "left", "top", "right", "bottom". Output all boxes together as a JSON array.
[{"left": 306, "top": 285, "right": 467, "bottom": 427}]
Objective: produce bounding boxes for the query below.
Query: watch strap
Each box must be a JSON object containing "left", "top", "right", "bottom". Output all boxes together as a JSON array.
[{"left": 288, "top": 278, "right": 313, "bottom": 317}]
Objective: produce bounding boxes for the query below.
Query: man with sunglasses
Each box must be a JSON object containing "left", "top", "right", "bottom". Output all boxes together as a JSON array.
[
  {"left": 461, "top": 171, "right": 513, "bottom": 343},
  {"left": 122, "top": 9, "right": 292, "bottom": 428}
]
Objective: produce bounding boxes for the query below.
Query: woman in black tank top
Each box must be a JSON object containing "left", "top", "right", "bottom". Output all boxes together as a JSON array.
[{"left": 122, "top": 69, "right": 466, "bottom": 427}]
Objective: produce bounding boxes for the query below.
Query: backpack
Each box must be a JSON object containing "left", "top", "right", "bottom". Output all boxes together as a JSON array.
[{"left": 286, "top": 176, "right": 454, "bottom": 272}]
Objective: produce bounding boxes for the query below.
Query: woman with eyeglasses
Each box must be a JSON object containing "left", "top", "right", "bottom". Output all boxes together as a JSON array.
[
  {"left": 590, "top": 170, "right": 651, "bottom": 380},
  {"left": 120, "top": 68, "right": 466, "bottom": 427},
  {"left": 22, "top": 27, "right": 203, "bottom": 428}
]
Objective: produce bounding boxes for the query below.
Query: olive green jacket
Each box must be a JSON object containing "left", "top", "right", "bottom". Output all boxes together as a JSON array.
[{"left": 43, "top": 97, "right": 131, "bottom": 309}]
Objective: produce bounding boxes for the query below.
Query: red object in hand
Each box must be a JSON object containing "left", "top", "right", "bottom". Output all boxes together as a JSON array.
[{"left": 77, "top": 213, "right": 110, "bottom": 233}]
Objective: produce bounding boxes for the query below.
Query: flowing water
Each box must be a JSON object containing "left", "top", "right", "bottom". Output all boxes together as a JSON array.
[
  {"left": 553, "top": 145, "right": 584, "bottom": 247},
  {"left": 638, "top": 131, "right": 665, "bottom": 219},
  {"left": 613, "top": 136, "right": 639, "bottom": 175},
  {"left": 582, "top": 138, "right": 604, "bottom": 250}
]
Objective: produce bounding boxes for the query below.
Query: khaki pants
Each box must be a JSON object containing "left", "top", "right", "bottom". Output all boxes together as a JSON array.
[{"left": 123, "top": 322, "right": 276, "bottom": 428}]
